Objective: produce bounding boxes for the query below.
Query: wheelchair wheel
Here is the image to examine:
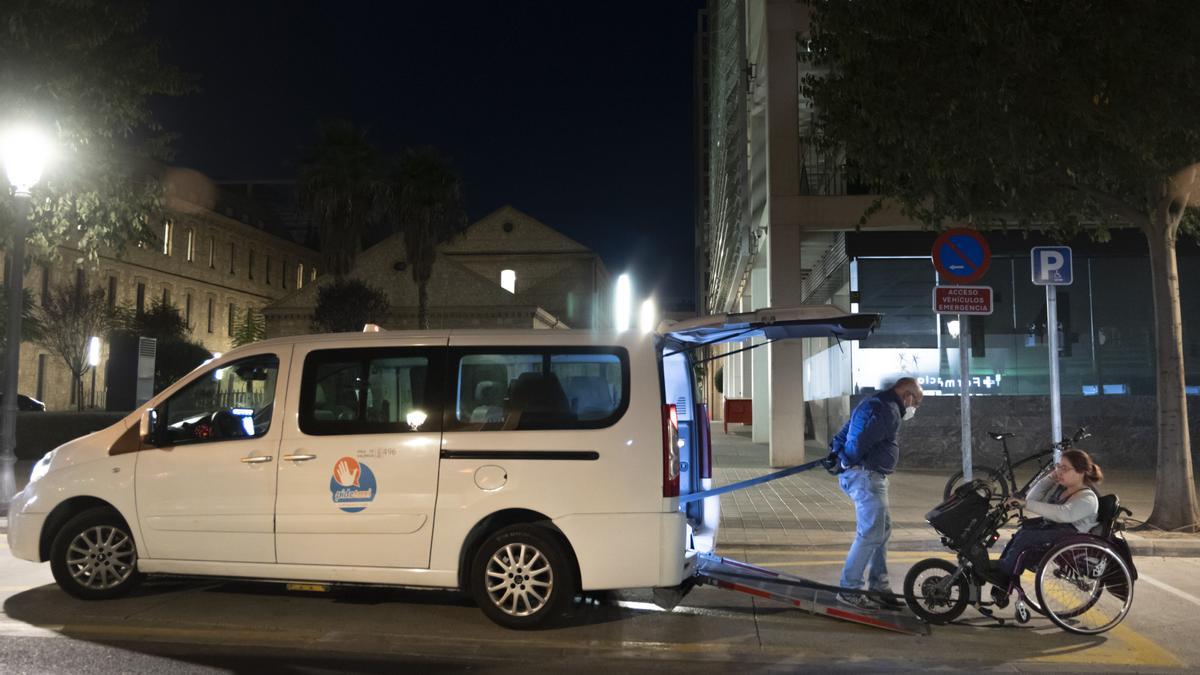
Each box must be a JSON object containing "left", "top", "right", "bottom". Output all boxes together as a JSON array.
[
  {"left": 904, "top": 558, "right": 970, "bottom": 624},
  {"left": 943, "top": 466, "right": 1010, "bottom": 503},
  {"left": 1035, "top": 540, "right": 1133, "bottom": 635}
]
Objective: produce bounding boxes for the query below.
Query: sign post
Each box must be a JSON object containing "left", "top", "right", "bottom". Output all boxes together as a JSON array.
[
  {"left": 1032, "top": 246, "right": 1073, "bottom": 454},
  {"left": 932, "top": 229, "right": 992, "bottom": 483}
]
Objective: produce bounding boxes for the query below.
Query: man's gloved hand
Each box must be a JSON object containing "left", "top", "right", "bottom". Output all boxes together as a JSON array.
[{"left": 821, "top": 449, "right": 846, "bottom": 475}]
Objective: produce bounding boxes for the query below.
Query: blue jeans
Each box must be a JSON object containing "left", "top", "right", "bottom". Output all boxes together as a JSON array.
[
  {"left": 997, "top": 521, "right": 1076, "bottom": 577},
  {"left": 839, "top": 468, "right": 892, "bottom": 591}
]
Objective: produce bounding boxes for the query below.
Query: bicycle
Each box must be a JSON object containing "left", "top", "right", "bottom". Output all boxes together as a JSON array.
[
  {"left": 905, "top": 479, "right": 1136, "bottom": 634},
  {"left": 942, "top": 427, "right": 1093, "bottom": 503}
]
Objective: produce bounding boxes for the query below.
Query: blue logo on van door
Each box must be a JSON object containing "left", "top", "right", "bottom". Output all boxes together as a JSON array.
[{"left": 330, "top": 456, "right": 377, "bottom": 513}]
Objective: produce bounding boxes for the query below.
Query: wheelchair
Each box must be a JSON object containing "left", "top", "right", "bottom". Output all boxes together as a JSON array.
[{"left": 903, "top": 481, "right": 1137, "bottom": 634}]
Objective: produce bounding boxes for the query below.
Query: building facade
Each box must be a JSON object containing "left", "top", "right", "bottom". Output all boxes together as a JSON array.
[
  {"left": 697, "top": 0, "right": 1200, "bottom": 467},
  {"left": 4, "top": 170, "right": 320, "bottom": 411},
  {"left": 263, "top": 205, "right": 611, "bottom": 336}
]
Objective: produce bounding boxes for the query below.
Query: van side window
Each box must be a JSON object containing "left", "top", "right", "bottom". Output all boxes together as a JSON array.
[
  {"left": 300, "top": 348, "right": 441, "bottom": 435},
  {"left": 451, "top": 348, "right": 628, "bottom": 431},
  {"left": 159, "top": 355, "right": 280, "bottom": 446}
]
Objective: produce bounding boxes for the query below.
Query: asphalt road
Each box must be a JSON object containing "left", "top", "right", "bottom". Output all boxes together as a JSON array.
[{"left": 2, "top": 542, "right": 1199, "bottom": 673}]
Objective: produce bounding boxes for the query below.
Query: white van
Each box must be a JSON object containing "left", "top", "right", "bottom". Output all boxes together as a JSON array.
[{"left": 6, "top": 306, "right": 876, "bottom": 628}]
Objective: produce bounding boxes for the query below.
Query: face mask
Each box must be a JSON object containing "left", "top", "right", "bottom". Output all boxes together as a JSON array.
[{"left": 903, "top": 405, "right": 917, "bottom": 421}]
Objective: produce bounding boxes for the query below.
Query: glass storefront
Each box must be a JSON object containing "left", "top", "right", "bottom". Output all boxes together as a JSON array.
[{"left": 805, "top": 253, "right": 1200, "bottom": 399}]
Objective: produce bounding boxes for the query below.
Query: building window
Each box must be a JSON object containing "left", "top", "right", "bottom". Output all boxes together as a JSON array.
[
  {"left": 185, "top": 293, "right": 193, "bottom": 325},
  {"left": 136, "top": 282, "right": 146, "bottom": 315},
  {"left": 266, "top": 255, "right": 272, "bottom": 285},
  {"left": 161, "top": 286, "right": 170, "bottom": 308},
  {"left": 249, "top": 250, "right": 255, "bottom": 280},
  {"left": 281, "top": 258, "right": 287, "bottom": 289},
  {"left": 208, "top": 235, "right": 216, "bottom": 268},
  {"left": 185, "top": 228, "right": 195, "bottom": 262},
  {"left": 500, "top": 269, "right": 516, "bottom": 293},
  {"left": 228, "top": 303, "right": 236, "bottom": 336},
  {"left": 162, "top": 221, "right": 173, "bottom": 256},
  {"left": 207, "top": 297, "right": 214, "bottom": 333},
  {"left": 297, "top": 263, "right": 305, "bottom": 289},
  {"left": 40, "top": 265, "right": 50, "bottom": 306},
  {"left": 229, "top": 243, "right": 236, "bottom": 274},
  {"left": 107, "top": 276, "right": 117, "bottom": 310},
  {"left": 311, "top": 267, "right": 318, "bottom": 282}
]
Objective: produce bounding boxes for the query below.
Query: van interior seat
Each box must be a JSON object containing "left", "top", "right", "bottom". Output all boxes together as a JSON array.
[
  {"left": 564, "top": 375, "right": 614, "bottom": 419},
  {"left": 470, "top": 380, "right": 505, "bottom": 424},
  {"left": 507, "top": 371, "right": 574, "bottom": 425}
]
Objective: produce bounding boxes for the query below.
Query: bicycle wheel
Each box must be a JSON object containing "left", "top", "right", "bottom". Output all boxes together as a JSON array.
[
  {"left": 943, "top": 466, "right": 1009, "bottom": 502},
  {"left": 904, "top": 558, "right": 970, "bottom": 624},
  {"left": 1035, "top": 540, "right": 1133, "bottom": 634}
]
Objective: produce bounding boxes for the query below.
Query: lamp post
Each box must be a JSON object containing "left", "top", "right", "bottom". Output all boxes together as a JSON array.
[{"left": 1, "top": 125, "right": 51, "bottom": 513}]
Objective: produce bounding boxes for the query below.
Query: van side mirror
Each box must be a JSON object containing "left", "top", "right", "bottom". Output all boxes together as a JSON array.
[{"left": 139, "top": 408, "right": 160, "bottom": 445}]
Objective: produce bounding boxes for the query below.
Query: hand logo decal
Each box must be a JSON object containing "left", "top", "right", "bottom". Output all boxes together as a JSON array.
[{"left": 330, "top": 456, "right": 377, "bottom": 513}]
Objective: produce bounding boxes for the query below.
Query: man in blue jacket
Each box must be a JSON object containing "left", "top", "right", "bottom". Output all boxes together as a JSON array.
[{"left": 829, "top": 377, "right": 923, "bottom": 610}]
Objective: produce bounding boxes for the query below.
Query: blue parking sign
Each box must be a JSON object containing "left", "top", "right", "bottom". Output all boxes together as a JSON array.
[{"left": 1031, "top": 246, "right": 1072, "bottom": 285}]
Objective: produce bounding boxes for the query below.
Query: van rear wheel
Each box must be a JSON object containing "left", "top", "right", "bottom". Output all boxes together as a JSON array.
[
  {"left": 50, "top": 507, "right": 143, "bottom": 600},
  {"left": 470, "top": 525, "right": 576, "bottom": 629}
]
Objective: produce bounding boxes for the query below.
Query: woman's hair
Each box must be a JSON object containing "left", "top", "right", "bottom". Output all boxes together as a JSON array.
[{"left": 1061, "top": 449, "right": 1103, "bottom": 485}]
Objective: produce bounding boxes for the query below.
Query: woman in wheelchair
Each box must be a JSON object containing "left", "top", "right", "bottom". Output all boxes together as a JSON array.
[{"left": 992, "top": 449, "right": 1103, "bottom": 585}]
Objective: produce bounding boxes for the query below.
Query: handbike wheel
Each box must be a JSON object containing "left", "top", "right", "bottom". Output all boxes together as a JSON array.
[
  {"left": 1035, "top": 540, "right": 1133, "bottom": 634},
  {"left": 943, "top": 466, "right": 1009, "bottom": 502},
  {"left": 904, "top": 558, "right": 970, "bottom": 624}
]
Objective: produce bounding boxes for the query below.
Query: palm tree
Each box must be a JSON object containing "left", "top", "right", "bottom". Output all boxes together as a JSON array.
[
  {"left": 297, "top": 121, "right": 382, "bottom": 278},
  {"left": 379, "top": 147, "right": 467, "bottom": 328}
]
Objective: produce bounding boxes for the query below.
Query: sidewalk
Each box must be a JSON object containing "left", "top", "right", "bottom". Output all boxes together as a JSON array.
[{"left": 711, "top": 422, "right": 1200, "bottom": 557}]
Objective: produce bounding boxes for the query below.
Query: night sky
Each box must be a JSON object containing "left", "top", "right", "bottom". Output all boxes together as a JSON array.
[{"left": 150, "top": 1, "right": 705, "bottom": 307}]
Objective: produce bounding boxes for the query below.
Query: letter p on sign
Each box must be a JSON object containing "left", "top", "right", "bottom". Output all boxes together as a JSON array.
[{"left": 1031, "top": 246, "right": 1073, "bottom": 286}]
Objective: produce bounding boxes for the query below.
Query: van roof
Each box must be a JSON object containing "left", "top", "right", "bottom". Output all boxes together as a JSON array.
[{"left": 221, "top": 328, "right": 653, "bottom": 357}]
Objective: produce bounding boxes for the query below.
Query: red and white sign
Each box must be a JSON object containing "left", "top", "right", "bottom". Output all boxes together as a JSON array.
[{"left": 934, "top": 286, "right": 993, "bottom": 315}]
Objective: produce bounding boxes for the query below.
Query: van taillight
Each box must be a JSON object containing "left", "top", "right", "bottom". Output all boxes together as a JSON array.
[
  {"left": 697, "top": 403, "right": 712, "bottom": 479},
  {"left": 662, "top": 404, "right": 680, "bottom": 498}
]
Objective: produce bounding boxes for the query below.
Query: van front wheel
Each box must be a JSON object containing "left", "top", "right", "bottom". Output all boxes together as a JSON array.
[
  {"left": 470, "top": 525, "right": 576, "bottom": 629},
  {"left": 50, "top": 507, "right": 143, "bottom": 600}
]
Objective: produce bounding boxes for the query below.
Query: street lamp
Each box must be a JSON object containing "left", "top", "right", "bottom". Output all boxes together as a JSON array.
[
  {"left": 614, "top": 274, "right": 632, "bottom": 333},
  {"left": 1, "top": 124, "right": 52, "bottom": 513},
  {"left": 88, "top": 336, "right": 101, "bottom": 409}
]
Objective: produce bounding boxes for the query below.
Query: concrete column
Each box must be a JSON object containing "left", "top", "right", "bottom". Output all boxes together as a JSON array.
[
  {"left": 763, "top": 0, "right": 806, "bottom": 465},
  {"left": 751, "top": 263, "right": 770, "bottom": 444}
]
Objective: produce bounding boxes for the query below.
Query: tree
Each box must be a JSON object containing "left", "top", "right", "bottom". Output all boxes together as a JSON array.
[
  {"left": 111, "top": 300, "right": 209, "bottom": 393},
  {"left": 231, "top": 306, "right": 266, "bottom": 348},
  {"left": 803, "top": 0, "right": 1200, "bottom": 531},
  {"left": 33, "top": 285, "right": 117, "bottom": 410},
  {"left": 378, "top": 147, "right": 467, "bottom": 329},
  {"left": 298, "top": 121, "right": 383, "bottom": 279},
  {"left": 0, "top": 0, "right": 191, "bottom": 259},
  {"left": 311, "top": 279, "right": 390, "bottom": 334}
]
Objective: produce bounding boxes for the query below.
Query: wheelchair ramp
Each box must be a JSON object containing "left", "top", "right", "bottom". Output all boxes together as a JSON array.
[{"left": 695, "top": 553, "right": 929, "bottom": 635}]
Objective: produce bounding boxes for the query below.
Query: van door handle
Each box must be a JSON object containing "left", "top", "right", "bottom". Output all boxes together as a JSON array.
[
  {"left": 282, "top": 453, "right": 317, "bottom": 462},
  {"left": 241, "top": 455, "right": 273, "bottom": 464}
]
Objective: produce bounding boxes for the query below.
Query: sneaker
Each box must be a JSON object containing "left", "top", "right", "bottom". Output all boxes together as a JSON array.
[
  {"left": 836, "top": 592, "right": 882, "bottom": 611},
  {"left": 870, "top": 589, "right": 905, "bottom": 611}
]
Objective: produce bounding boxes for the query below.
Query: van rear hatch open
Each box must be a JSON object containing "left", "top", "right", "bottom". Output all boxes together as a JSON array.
[{"left": 657, "top": 305, "right": 881, "bottom": 553}]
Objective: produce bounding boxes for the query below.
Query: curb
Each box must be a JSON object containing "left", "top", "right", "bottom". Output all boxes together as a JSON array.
[{"left": 719, "top": 533, "right": 1200, "bottom": 558}]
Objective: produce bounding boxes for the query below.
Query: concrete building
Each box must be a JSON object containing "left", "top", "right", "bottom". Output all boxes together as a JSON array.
[
  {"left": 4, "top": 169, "right": 320, "bottom": 410},
  {"left": 263, "top": 205, "right": 611, "bottom": 336},
  {"left": 696, "top": 0, "right": 1200, "bottom": 469}
]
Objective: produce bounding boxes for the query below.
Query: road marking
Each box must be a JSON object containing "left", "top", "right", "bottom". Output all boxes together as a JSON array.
[{"left": 1140, "top": 573, "right": 1200, "bottom": 608}]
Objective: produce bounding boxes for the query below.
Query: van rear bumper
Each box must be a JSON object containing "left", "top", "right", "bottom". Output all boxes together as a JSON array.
[
  {"left": 554, "top": 511, "right": 687, "bottom": 590},
  {"left": 5, "top": 490, "right": 47, "bottom": 562}
]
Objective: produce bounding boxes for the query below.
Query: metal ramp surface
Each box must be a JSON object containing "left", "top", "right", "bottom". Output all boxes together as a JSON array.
[{"left": 695, "top": 553, "right": 929, "bottom": 635}]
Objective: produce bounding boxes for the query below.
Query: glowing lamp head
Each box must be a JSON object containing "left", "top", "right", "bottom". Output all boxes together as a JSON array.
[{"left": 1, "top": 125, "right": 52, "bottom": 194}]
